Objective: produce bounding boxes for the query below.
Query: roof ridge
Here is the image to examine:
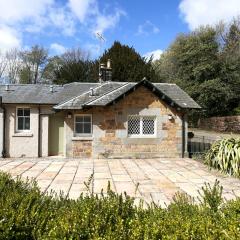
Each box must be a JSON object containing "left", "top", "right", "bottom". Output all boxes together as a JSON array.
[
  {"left": 54, "top": 82, "right": 109, "bottom": 109},
  {"left": 63, "top": 82, "right": 100, "bottom": 86},
  {"left": 154, "top": 82, "right": 176, "bottom": 86},
  {"left": 84, "top": 82, "right": 131, "bottom": 106},
  {"left": 0, "top": 84, "right": 62, "bottom": 87}
]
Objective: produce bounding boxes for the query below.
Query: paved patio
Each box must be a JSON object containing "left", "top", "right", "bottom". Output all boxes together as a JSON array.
[{"left": 0, "top": 157, "right": 240, "bottom": 206}]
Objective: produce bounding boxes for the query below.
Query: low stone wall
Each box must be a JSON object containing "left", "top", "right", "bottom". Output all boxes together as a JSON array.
[{"left": 198, "top": 116, "right": 240, "bottom": 133}]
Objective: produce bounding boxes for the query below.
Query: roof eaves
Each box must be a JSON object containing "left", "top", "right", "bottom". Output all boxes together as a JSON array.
[{"left": 121, "top": 79, "right": 183, "bottom": 109}]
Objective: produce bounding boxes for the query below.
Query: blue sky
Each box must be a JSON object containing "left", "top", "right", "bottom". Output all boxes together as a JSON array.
[{"left": 0, "top": 0, "right": 240, "bottom": 60}]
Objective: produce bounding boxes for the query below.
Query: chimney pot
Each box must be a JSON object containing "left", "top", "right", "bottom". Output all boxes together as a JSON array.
[
  {"left": 107, "top": 59, "right": 111, "bottom": 69},
  {"left": 90, "top": 87, "right": 94, "bottom": 96}
]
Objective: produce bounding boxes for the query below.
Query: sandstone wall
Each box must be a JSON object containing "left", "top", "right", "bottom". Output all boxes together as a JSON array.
[
  {"left": 198, "top": 116, "right": 240, "bottom": 133},
  {"left": 65, "top": 86, "right": 186, "bottom": 158}
]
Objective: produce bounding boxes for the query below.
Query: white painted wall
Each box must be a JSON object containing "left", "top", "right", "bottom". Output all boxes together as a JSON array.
[
  {"left": 0, "top": 108, "right": 3, "bottom": 157},
  {"left": 4, "top": 104, "right": 52, "bottom": 158}
]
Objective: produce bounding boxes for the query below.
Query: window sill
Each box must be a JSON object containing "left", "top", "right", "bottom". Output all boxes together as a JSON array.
[
  {"left": 72, "top": 136, "right": 93, "bottom": 141},
  {"left": 12, "top": 132, "right": 33, "bottom": 137},
  {"left": 128, "top": 135, "right": 157, "bottom": 139}
]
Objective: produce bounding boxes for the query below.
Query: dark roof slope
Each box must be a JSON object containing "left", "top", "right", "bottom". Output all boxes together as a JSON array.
[
  {"left": 0, "top": 82, "right": 99, "bottom": 104},
  {"left": 54, "top": 82, "right": 126, "bottom": 110},
  {"left": 0, "top": 80, "right": 201, "bottom": 109},
  {"left": 154, "top": 83, "right": 200, "bottom": 109}
]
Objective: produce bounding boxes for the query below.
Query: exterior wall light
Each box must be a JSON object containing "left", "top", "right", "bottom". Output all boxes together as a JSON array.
[
  {"left": 67, "top": 112, "right": 72, "bottom": 119},
  {"left": 168, "top": 114, "right": 174, "bottom": 120}
]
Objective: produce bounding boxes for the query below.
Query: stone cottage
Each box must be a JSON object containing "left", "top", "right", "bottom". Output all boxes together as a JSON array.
[{"left": 0, "top": 79, "right": 200, "bottom": 158}]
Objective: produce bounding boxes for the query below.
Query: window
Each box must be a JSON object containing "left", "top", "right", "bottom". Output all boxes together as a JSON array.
[
  {"left": 75, "top": 115, "right": 92, "bottom": 135},
  {"left": 17, "top": 108, "right": 30, "bottom": 131},
  {"left": 128, "top": 115, "right": 156, "bottom": 137}
]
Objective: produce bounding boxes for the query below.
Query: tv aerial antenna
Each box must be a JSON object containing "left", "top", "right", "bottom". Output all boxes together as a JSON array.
[{"left": 96, "top": 32, "right": 106, "bottom": 82}]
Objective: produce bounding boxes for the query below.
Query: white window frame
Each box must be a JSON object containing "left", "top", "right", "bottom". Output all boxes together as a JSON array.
[
  {"left": 16, "top": 107, "right": 31, "bottom": 132},
  {"left": 74, "top": 114, "right": 92, "bottom": 136},
  {"left": 127, "top": 115, "right": 157, "bottom": 138}
]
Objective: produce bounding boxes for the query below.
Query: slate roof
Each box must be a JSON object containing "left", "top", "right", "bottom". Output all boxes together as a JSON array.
[
  {"left": 0, "top": 80, "right": 201, "bottom": 110},
  {"left": 0, "top": 82, "right": 99, "bottom": 104}
]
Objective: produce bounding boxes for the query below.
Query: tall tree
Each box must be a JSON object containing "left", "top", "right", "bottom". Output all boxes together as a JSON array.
[
  {"left": 219, "top": 19, "right": 240, "bottom": 113},
  {"left": 19, "top": 45, "right": 48, "bottom": 84},
  {"left": 0, "top": 51, "right": 7, "bottom": 80},
  {"left": 100, "top": 41, "right": 157, "bottom": 82},
  {"left": 43, "top": 48, "right": 97, "bottom": 84},
  {"left": 5, "top": 48, "right": 22, "bottom": 84},
  {"left": 154, "top": 24, "right": 239, "bottom": 118}
]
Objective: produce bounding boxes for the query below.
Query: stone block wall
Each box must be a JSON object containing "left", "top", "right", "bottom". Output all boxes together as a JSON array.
[
  {"left": 72, "top": 140, "right": 92, "bottom": 158},
  {"left": 65, "top": 86, "right": 186, "bottom": 158},
  {"left": 198, "top": 116, "right": 240, "bottom": 133}
]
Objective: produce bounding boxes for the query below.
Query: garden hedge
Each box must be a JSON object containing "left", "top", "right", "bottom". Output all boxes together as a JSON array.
[{"left": 0, "top": 171, "right": 240, "bottom": 239}]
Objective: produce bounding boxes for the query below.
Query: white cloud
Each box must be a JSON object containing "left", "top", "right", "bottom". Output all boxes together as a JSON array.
[
  {"left": 50, "top": 43, "right": 66, "bottom": 55},
  {"left": 179, "top": 0, "right": 240, "bottom": 30},
  {"left": 69, "top": 0, "right": 125, "bottom": 36},
  {"left": 49, "top": 7, "right": 76, "bottom": 36},
  {"left": 137, "top": 20, "right": 160, "bottom": 35},
  {"left": 0, "top": 0, "right": 54, "bottom": 23},
  {"left": 0, "top": 26, "right": 21, "bottom": 51},
  {"left": 144, "top": 49, "right": 163, "bottom": 61},
  {"left": 94, "top": 9, "right": 125, "bottom": 35},
  {"left": 0, "top": 0, "right": 125, "bottom": 52},
  {"left": 68, "top": 0, "right": 97, "bottom": 23}
]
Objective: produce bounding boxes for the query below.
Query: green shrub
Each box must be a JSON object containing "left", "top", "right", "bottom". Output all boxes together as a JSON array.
[
  {"left": 0, "top": 171, "right": 240, "bottom": 239},
  {"left": 204, "top": 138, "right": 240, "bottom": 177}
]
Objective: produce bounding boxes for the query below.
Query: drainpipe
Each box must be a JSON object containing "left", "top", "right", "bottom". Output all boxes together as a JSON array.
[
  {"left": 2, "top": 105, "right": 6, "bottom": 158},
  {"left": 38, "top": 105, "right": 41, "bottom": 158},
  {"left": 181, "top": 113, "right": 186, "bottom": 158}
]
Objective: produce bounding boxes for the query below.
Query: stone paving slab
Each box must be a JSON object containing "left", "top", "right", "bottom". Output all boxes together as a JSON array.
[{"left": 0, "top": 157, "right": 240, "bottom": 207}]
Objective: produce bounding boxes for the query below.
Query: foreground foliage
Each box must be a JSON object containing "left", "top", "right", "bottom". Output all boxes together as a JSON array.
[
  {"left": 0, "top": 172, "right": 240, "bottom": 239},
  {"left": 205, "top": 138, "right": 240, "bottom": 177}
]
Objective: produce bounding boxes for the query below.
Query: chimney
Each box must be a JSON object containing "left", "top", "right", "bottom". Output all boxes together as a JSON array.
[
  {"left": 99, "top": 63, "right": 105, "bottom": 83},
  {"left": 50, "top": 85, "right": 53, "bottom": 93},
  {"left": 107, "top": 59, "right": 111, "bottom": 68},
  {"left": 106, "top": 59, "right": 112, "bottom": 82},
  {"left": 5, "top": 84, "right": 9, "bottom": 91},
  {"left": 89, "top": 87, "right": 94, "bottom": 96},
  {"left": 99, "top": 60, "right": 112, "bottom": 82}
]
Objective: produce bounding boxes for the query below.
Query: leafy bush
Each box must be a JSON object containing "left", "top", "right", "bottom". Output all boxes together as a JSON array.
[
  {"left": 0, "top": 171, "right": 240, "bottom": 239},
  {"left": 204, "top": 138, "right": 240, "bottom": 177}
]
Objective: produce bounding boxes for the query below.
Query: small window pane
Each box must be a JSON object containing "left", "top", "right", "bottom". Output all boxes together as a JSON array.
[
  {"left": 84, "top": 123, "right": 91, "bottom": 133},
  {"left": 18, "top": 117, "right": 24, "bottom": 130},
  {"left": 75, "top": 123, "right": 84, "bottom": 133},
  {"left": 76, "top": 116, "right": 84, "bottom": 123},
  {"left": 17, "top": 108, "right": 23, "bottom": 116},
  {"left": 17, "top": 108, "right": 30, "bottom": 131},
  {"left": 24, "top": 109, "right": 30, "bottom": 116},
  {"left": 24, "top": 117, "right": 30, "bottom": 130},
  {"left": 143, "top": 117, "right": 155, "bottom": 135},
  {"left": 75, "top": 115, "right": 92, "bottom": 135},
  {"left": 84, "top": 116, "right": 91, "bottom": 123},
  {"left": 128, "top": 116, "right": 140, "bottom": 135}
]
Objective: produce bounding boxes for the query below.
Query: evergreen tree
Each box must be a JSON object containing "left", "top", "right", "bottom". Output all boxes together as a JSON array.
[
  {"left": 100, "top": 41, "right": 157, "bottom": 82},
  {"left": 43, "top": 48, "right": 98, "bottom": 84}
]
